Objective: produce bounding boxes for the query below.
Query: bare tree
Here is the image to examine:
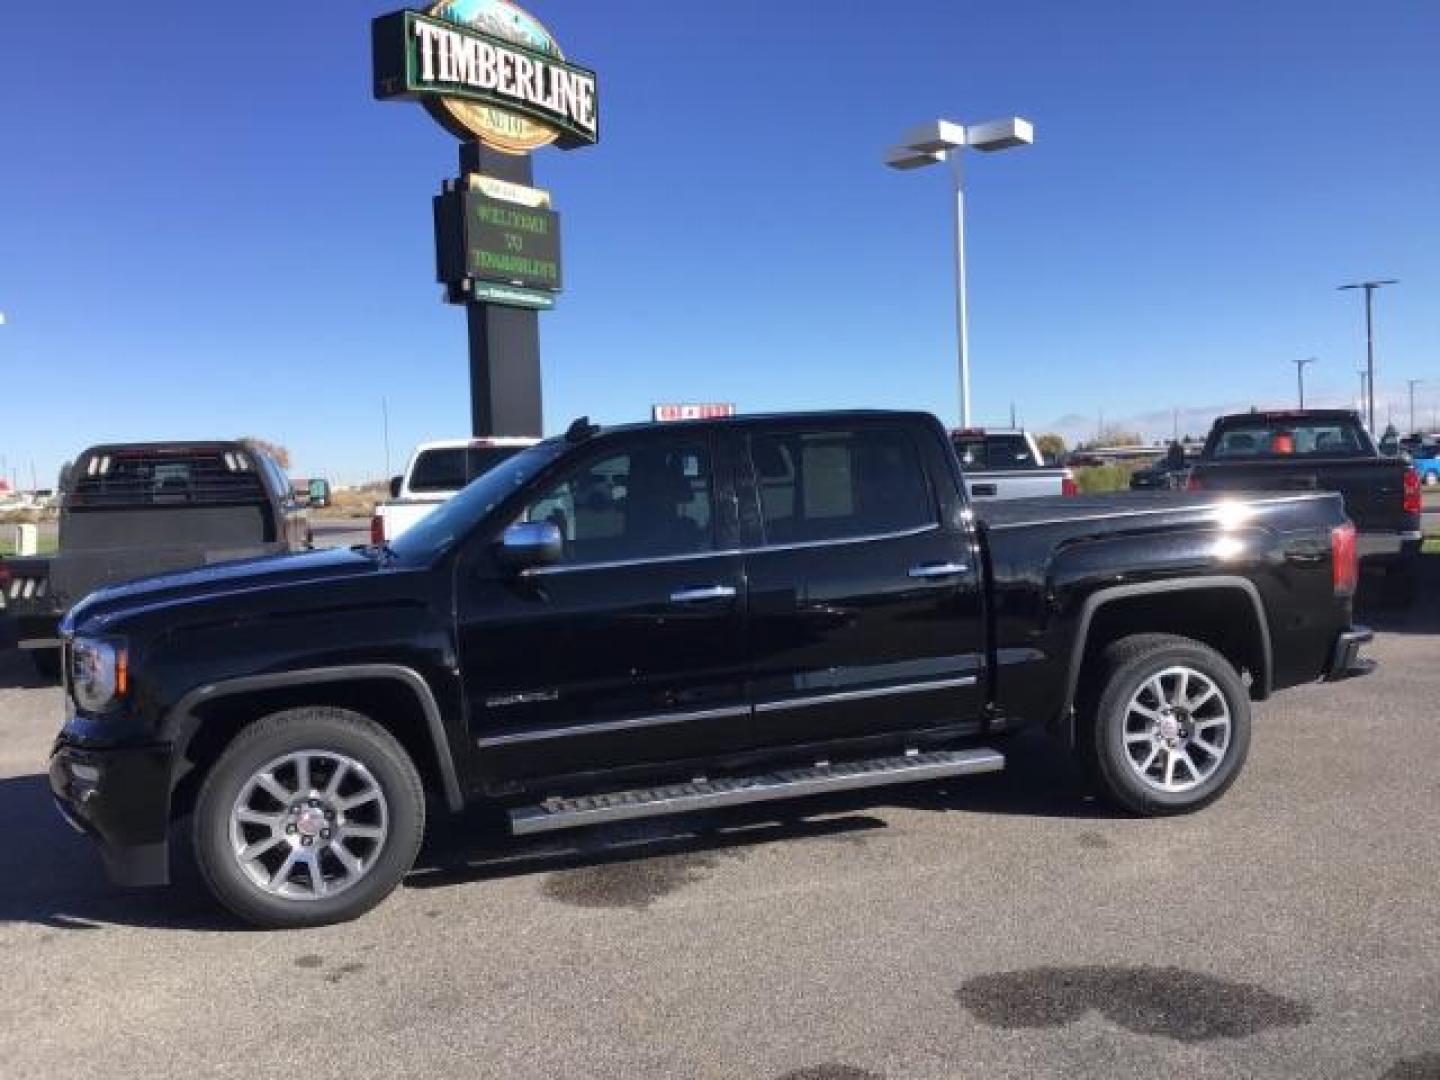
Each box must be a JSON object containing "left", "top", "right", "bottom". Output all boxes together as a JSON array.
[{"left": 239, "top": 437, "right": 291, "bottom": 470}]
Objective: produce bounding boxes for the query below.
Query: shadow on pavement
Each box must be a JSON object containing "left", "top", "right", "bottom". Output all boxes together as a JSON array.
[
  {"left": 410, "top": 729, "right": 1117, "bottom": 892},
  {"left": 1355, "top": 550, "right": 1440, "bottom": 635},
  {"left": 0, "top": 773, "right": 234, "bottom": 932},
  {"left": 0, "top": 730, "right": 1112, "bottom": 928}
]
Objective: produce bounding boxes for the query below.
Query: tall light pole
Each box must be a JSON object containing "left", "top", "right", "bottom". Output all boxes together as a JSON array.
[
  {"left": 886, "top": 117, "right": 1034, "bottom": 428},
  {"left": 1292, "top": 356, "right": 1317, "bottom": 409},
  {"left": 1406, "top": 378, "right": 1423, "bottom": 435},
  {"left": 1357, "top": 369, "right": 1368, "bottom": 414},
  {"left": 1338, "top": 279, "right": 1398, "bottom": 432}
]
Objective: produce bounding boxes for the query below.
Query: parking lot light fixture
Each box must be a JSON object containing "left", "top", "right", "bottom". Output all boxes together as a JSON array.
[
  {"left": 1292, "top": 356, "right": 1317, "bottom": 409},
  {"left": 1338, "top": 279, "right": 1398, "bottom": 432},
  {"left": 886, "top": 116, "right": 1034, "bottom": 428}
]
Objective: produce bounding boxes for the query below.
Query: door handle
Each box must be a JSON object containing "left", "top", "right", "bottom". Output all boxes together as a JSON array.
[
  {"left": 908, "top": 562, "right": 970, "bottom": 579},
  {"left": 669, "top": 585, "right": 738, "bottom": 604}
]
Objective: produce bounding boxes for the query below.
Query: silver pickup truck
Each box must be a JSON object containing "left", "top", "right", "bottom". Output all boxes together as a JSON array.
[{"left": 950, "top": 428, "right": 1078, "bottom": 501}]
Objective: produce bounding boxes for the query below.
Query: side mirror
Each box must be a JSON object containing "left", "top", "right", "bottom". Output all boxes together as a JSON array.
[
  {"left": 389, "top": 475, "right": 403, "bottom": 499},
  {"left": 497, "top": 521, "right": 564, "bottom": 571}
]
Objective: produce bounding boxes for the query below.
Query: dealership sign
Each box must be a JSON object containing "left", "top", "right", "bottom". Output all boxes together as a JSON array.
[
  {"left": 652, "top": 404, "right": 738, "bottom": 422},
  {"left": 373, "top": 2, "right": 599, "bottom": 153},
  {"left": 435, "top": 178, "right": 563, "bottom": 308}
]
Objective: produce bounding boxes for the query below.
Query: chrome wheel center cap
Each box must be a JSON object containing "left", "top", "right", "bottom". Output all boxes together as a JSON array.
[
  {"left": 1159, "top": 715, "right": 1181, "bottom": 741},
  {"left": 295, "top": 807, "right": 327, "bottom": 839}
]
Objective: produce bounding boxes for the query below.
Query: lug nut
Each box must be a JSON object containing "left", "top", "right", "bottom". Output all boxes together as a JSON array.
[
  {"left": 286, "top": 824, "right": 297, "bottom": 835},
  {"left": 320, "top": 829, "right": 331, "bottom": 840},
  {"left": 301, "top": 836, "right": 313, "bottom": 847}
]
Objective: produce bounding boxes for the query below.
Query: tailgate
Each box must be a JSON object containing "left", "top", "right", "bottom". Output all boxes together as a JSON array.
[
  {"left": 1194, "top": 459, "right": 1411, "bottom": 532},
  {"left": 964, "top": 470, "right": 1067, "bottom": 501}
]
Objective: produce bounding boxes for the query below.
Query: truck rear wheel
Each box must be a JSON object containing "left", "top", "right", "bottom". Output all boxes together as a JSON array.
[
  {"left": 192, "top": 707, "right": 425, "bottom": 929},
  {"left": 1083, "top": 634, "right": 1251, "bottom": 816}
]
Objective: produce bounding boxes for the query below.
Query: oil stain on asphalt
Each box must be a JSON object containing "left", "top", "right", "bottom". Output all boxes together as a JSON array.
[
  {"left": 773, "top": 1066, "right": 883, "bottom": 1080},
  {"left": 542, "top": 850, "right": 738, "bottom": 911},
  {"left": 1382, "top": 1053, "right": 1440, "bottom": 1079},
  {"left": 956, "top": 965, "right": 1312, "bottom": 1043}
]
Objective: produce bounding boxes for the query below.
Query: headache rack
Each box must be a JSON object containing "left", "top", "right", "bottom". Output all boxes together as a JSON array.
[{"left": 67, "top": 448, "right": 268, "bottom": 508}]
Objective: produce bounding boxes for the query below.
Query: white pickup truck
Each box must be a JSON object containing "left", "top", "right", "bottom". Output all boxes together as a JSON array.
[
  {"left": 949, "top": 428, "right": 1078, "bottom": 501},
  {"left": 370, "top": 436, "right": 539, "bottom": 544}
]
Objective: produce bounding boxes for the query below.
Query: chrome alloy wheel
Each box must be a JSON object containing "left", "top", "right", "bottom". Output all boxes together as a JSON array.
[
  {"left": 229, "top": 750, "right": 389, "bottom": 900},
  {"left": 1122, "top": 665, "right": 1232, "bottom": 794}
]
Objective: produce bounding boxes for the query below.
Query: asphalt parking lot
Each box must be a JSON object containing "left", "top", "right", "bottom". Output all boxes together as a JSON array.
[{"left": 1, "top": 563, "right": 1437, "bottom": 1080}]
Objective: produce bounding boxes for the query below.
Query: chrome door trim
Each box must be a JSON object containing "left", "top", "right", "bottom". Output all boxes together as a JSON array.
[
  {"left": 521, "top": 523, "right": 943, "bottom": 577},
  {"left": 908, "top": 561, "right": 970, "bottom": 578},
  {"left": 753, "top": 522, "right": 940, "bottom": 554},
  {"left": 670, "top": 585, "right": 739, "bottom": 603},
  {"left": 523, "top": 548, "right": 744, "bottom": 577},
  {"left": 476, "top": 703, "right": 751, "bottom": 749},
  {"left": 753, "top": 675, "right": 978, "bottom": 714}
]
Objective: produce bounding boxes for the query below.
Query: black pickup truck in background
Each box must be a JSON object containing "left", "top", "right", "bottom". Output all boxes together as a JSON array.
[
  {"left": 50, "top": 411, "right": 1370, "bottom": 928},
  {"left": 1, "top": 442, "right": 310, "bottom": 678},
  {"left": 1187, "top": 410, "right": 1422, "bottom": 599}
]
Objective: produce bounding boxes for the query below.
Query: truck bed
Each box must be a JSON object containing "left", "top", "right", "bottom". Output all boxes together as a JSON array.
[{"left": 974, "top": 489, "right": 1336, "bottom": 531}]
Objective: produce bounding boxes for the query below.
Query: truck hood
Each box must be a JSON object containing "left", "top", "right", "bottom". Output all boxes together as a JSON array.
[{"left": 62, "top": 546, "right": 387, "bottom": 636}]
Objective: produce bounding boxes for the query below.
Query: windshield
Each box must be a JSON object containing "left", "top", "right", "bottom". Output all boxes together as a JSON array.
[
  {"left": 388, "top": 441, "right": 565, "bottom": 561},
  {"left": 1208, "top": 419, "right": 1371, "bottom": 459}
]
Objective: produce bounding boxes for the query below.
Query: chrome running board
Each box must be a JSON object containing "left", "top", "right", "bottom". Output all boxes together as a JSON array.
[{"left": 508, "top": 748, "right": 1005, "bottom": 836}]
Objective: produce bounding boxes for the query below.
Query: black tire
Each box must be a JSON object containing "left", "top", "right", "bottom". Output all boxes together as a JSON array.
[
  {"left": 192, "top": 707, "right": 425, "bottom": 929},
  {"left": 29, "top": 649, "right": 62, "bottom": 681},
  {"left": 1082, "top": 633, "right": 1251, "bottom": 816}
]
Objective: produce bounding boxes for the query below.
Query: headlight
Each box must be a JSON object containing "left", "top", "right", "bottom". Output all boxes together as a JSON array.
[{"left": 70, "top": 637, "right": 128, "bottom": 713}]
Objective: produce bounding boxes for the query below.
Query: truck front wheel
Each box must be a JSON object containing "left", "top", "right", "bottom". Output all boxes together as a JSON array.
[
  {"left": 1083, "top": 634, "right": 1251, "bottom": 816},
  {"left": 192, "top": 707, "right": 425, "bottom": 929}
]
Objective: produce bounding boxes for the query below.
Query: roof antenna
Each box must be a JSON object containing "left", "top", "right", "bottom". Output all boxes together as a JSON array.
[{"left": 565, "top": 416, "right": 600, "bottom": 444}]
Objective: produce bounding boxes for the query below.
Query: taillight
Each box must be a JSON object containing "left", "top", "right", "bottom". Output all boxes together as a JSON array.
[
  {"left": 1331, "top": 522, "right": 1358, "bottom": 597},
  {"left": 1402, "top": 466, "right": 1421, "bottom": 515},
  {"left": 1186, "top": 473, "right": 1203, "bottom": 491},
  {"left": 1061, "top": 476, "right": 1079, "bottom": 497},
  {"left": 370, "top": 514, "right": 385, "bottom": 546}
]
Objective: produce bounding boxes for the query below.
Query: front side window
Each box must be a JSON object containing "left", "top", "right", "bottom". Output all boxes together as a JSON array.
[
  {"left": 749, "top": 427, "right": 935, "bottom": 545},
  {"left": 520, "top": 438, "right": 714, "bottom": 565}
]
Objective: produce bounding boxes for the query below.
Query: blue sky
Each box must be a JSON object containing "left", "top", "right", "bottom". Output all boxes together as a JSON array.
[{"left": 1, "top": 0, "right": 1436, "bottom": 486}]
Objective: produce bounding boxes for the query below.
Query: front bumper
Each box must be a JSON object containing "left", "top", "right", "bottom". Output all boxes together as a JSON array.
[
  {"left": 49, "top": 739, "right": 174, "bottom": 886},
  {"left": 1324, "top": 626, "right": 1376, "bottom": 682}
]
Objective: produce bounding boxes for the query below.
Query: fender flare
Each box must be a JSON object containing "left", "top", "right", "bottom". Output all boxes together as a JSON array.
[
  {"left": 1061, "top": 576, "right": 1273, "bottom": 726},
  {"left": 166, "top": 664, "right": 465, "bottom": 812}
]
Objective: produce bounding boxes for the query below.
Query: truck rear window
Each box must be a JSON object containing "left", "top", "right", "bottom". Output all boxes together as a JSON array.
[
  {"left": 409, "top": 446, "right": 526, "bottom": 493},
  {"left": 951, "top": 434, "right": 1037, "bottom": 471},
  {"left": 1208, "top": 420, "right": 1368, "bottom": 458},
  {"left": 68, "top": 451, "right": 266, "bottom": 507}
]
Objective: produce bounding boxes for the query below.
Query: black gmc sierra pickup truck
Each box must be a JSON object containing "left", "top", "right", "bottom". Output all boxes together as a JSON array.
[
  {"left": 50, "top": 411, "right": 1372, "bottom": 928},
  {"left": 1188, "top": 409, "right": 1422, "bottom": 600}
]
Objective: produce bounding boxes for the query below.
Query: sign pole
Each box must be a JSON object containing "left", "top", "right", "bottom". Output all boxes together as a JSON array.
[{"left": 459, "top": 142, "right": 543, "bottom": 438}]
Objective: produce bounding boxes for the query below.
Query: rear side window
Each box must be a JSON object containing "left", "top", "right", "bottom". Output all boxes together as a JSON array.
[
  {"left": 1210, "top": 420, "right": 1368, "bottom": 458},
  {"left": 68, "top": 449, "right": 266, "bottom": 507},
  {"left": 749, "top": 427, "right": 935, "bottom": 545},
  {"left": 952, "top": 433, "right": 1036, "bottom": 471},
  {"left": 409, "top": 446, "right": 526, "bottom": 492}
]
